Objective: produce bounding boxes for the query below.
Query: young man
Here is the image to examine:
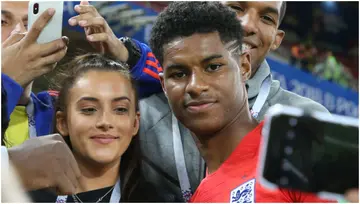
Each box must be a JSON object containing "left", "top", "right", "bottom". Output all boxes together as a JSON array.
[
  {"left": 116, "top": 2, "right": 330, "bottom": 201},
  {"left": 0, "top": 0, "right": 163, "bottom": 197},
  {"left": 149, "top": 2, "right": 330, "bottom": 202}
]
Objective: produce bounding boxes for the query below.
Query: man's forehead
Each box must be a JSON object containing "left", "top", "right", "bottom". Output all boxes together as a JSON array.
[
  {"left": 1, "top": 1, "right": 28, "bottom": 17},
  {"left": 223, "top": 1, "right": 282, "bottom": 13},
  {"left": 163, "top": 32, "right": 226, "bottom": 59}
]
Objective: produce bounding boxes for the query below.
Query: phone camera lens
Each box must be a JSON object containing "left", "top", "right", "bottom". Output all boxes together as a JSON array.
[
  {"left": 284, "top": 146, "right": 293, "bottom": 155},
  {"left": 34, "top": 3, "right": 39, "bottom": 14},
  {"left": 286, "top": 130, "right": 295, "bottom": 140},
  {"left": 282, "top": 160, "right": 290, "bottom": 171},
  {"left": 289, "top": 118, "right": 298, "bottom": 126}
]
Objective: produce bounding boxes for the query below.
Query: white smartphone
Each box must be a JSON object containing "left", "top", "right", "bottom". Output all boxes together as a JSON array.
[
  {"left": 28, "top": 1, "right": 64, "bottom": 44},
  {"left": 258, "top": 104, "right": 359, "bottom": 201}
]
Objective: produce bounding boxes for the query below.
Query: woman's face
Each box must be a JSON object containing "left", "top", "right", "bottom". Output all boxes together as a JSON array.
[{"left": 56, "top": 70, "right": 139, "bottom": 165}]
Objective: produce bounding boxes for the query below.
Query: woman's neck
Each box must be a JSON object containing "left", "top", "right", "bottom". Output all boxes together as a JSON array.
[{"left": 73, "top": 153, "right": 120, "bottom": 193}]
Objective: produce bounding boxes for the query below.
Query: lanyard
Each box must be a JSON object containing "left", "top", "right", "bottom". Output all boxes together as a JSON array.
[
  {"left": 172, "top": 114, "right": 192, "bottom": 202},
  {"left": 250, "top": 74, "right": 271, "bottom": 119},
  {"left": 172, "top": 74, "right": 272, "bottom": 201},
  {"left": 25, "top": 98, "right": 37, "bottom": 138},
  {"left": 55, "top": 178, "right": 121, "bottom": 203}
]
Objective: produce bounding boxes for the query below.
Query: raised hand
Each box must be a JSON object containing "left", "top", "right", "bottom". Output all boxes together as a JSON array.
[{"left": 68, "top": 1, "right": 129, "bottom": 62}]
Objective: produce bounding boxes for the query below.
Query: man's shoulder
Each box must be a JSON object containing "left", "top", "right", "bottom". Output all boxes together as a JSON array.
[
  {"left": 269, "top": 85, "right": 330, "bottom": 114},
  {"left": 139, "top": 92, "right": 172, "bottom": 131}
]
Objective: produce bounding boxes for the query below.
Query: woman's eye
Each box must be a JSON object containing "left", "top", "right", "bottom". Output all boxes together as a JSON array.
[
  {"left": 81, "top": 108, "right": 96, "bottom": 115},
  {"left": 115, "top": 107, "right": 128, "bottom": 114}
]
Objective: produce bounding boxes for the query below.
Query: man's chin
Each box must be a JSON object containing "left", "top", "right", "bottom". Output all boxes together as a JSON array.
[{"left": 183, "top": 119, "right": 220, "bottom": 137}]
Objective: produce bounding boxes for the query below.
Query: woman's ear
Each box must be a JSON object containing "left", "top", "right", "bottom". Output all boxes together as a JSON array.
[
  {"left": 132, "top": 111, "right": 140, "bottom": 137},
  {"left": 56, "top": 111, "right": 69, "bottom": 136},
  {"left": 239, "top": 51, "right": 252, "bottom": 81}
]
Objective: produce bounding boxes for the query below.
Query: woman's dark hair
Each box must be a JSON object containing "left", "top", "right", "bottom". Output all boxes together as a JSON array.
[{"left": 52, "top": 53, "right": 140, "bottom": 202}]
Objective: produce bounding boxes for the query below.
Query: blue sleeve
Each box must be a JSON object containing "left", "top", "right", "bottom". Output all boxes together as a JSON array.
[
  {"left": 1, "top": 73, "right": 23, "bottom": 119},
  {"left": 130, "top": 39, "right": 163, "bottom": 98}
]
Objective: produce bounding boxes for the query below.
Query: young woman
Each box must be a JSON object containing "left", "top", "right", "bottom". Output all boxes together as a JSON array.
[{"left": 28, "top": 53, "right": 154, "bottom": 202}]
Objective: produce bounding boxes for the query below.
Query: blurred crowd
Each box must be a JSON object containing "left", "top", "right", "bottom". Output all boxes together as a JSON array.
[{"left": 290, "top": 42, "right": 358, "bottom": 91}]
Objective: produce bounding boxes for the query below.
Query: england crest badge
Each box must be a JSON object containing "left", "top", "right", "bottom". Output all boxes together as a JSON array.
[{"left": 230, "top": 179, "right": 255, "bottom": 203}]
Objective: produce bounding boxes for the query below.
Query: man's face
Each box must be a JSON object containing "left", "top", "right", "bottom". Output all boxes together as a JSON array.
[
  {"left": 224, "top": 1, "right": 285, "bottom": 76},
  {"left": 1, "top": 1, "right": 28, "bottom": 43},
  {"left": 160, "top": 32, "right": 251, "bottom": 136}
]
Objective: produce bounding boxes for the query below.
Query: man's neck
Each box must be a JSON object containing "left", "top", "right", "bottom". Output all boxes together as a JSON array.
[
  {"left": 74, "top": 153, "right": 120, "bottom": 193},
  {"left": 17, "top": 82, "right": 33, "bottom": 106},
  {"left": 194, "top": 103, "right": 258, "bottom": 174}
]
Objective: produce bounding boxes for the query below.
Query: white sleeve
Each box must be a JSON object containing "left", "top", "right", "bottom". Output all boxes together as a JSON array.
[{"left": 1, "top": 146, "right": 9, "bottom": 178}]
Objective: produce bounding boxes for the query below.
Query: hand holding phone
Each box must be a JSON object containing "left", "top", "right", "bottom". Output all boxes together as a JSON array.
[
  {"left": 258, "top": 105, "right": 359, "bottom": 201},
  {"left": 28, "top": 1, "right": 63, "bottom": 44},
  {"left": 2, "top": 5, "right": 68, "bottom": 87}
]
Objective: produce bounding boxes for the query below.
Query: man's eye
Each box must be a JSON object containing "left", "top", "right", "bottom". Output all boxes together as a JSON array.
[
  {"left": 170, "top": 72, "right": 186, "bottom": 79},
  {"left": 206, "top": 64, "right": 223, "bottom": 72},
  {"left": 230, "top": 5, "right": 244, "bottom": 12},
  {"left": 1, "top": 20, "right": 8, "bottom": 26},
  {"left": 261, "top": 16, "right": 275, "bottom": 24},
  {"left": 81, "top": 108, "right": 96, "bottom": 114}
]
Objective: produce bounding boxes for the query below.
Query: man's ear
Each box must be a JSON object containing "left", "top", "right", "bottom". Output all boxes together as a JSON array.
[
  {"left": 271, "top": 29, "right": 285, "bottom": 50},
  {"left": 56, "top": 111, "right": 69, "bottom": 136},
  {"left": 159, "top": 72, "right": 168, "bottom": 97},
  {"left": 239, "top": 51, "right": 251, "bottom": 81}
]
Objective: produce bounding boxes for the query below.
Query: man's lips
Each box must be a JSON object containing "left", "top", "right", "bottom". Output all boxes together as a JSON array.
[
  {"left": 90, "top": 135, "right": 119, "bottom": 144},
  {"left": 185, "top": 100, "right": 216, "bottom": 112}
]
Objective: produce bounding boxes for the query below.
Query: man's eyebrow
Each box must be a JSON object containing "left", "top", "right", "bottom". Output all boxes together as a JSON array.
[
  {"left": 165, "top": 63, "right": 187, "bottom": 72},
  {"left": 201, "top": 54, "right": 223, "bottom": 63},
  {"left": 261, "top": 6, "right": 279, "bottom": 17},
  {"left": 1, "top": 10, "right": 13, "bottom": 18}
]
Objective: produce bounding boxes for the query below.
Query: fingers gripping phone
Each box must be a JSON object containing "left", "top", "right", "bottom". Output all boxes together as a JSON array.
[
  {"left": 28, "top": 1, "right": 64, "bottom": 44},
  {"left": 258, "top": 104, "right": 359, "bottom": 201}
]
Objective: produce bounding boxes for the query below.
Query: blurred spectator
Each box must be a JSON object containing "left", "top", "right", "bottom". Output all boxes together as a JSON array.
[
  {"left": 1, "top": 163, "right": 31, "bottom": 203},
  {"left": 290, "top": 42, "right": 317, "bottom": 72},
  {"left": 290, "top": 43, "right": 306, "bottom": 67}
]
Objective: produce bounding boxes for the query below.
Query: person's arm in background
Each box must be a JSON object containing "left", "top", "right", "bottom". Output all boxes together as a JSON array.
[
  {"left": 1, "top": 9, "right": 68, "bottom": 120},
  {"left": 345, "top": 189, "right": 359, "bottom": 203},
  {"left": 68, "top": 1, "right": 163, "bottom": 98},
  {"left": 119, "top": 37, "right": 163, "bottom": 98},
  {"left": 1, "top": 134, "right": 81, "bottom": 195}
]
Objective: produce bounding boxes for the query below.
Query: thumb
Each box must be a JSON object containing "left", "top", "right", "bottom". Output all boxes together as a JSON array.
[{"left": 80, "top": 1, "right": 89, "bottom": 5}]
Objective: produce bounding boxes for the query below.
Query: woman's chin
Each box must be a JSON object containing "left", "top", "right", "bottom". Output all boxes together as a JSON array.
[{"left": 90, "top": 151, "right": 121, "bottom": 165}]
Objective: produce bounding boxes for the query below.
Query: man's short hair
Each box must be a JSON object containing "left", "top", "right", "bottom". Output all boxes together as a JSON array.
[
  {"left": 149, "top": 1, "right": 243, "bottom": 65},
  {"left": 279, "top": 1, "right": 287, "bottom": 26}
]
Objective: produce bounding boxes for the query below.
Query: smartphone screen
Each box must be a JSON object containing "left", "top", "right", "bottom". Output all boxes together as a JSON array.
[{"left": 262, "top": 114, "right": 359, "bottom": 195}]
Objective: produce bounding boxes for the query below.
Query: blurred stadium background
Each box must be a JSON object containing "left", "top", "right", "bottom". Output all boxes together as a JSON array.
[{"left": 33, "top": 1, "right": 359, "bottom": 118}]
